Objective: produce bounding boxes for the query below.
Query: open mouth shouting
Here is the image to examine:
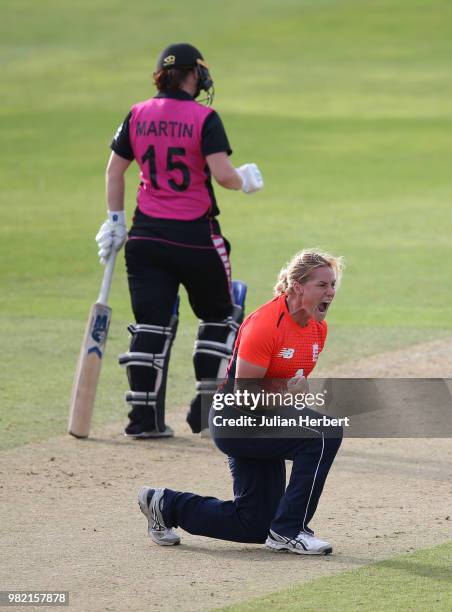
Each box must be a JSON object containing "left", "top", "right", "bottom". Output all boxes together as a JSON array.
[{"left": 317, "top": 301, "right": 331, "bottom": 316}]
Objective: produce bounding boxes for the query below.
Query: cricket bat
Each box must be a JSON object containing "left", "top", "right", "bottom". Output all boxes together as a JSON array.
[{"left": 68, "top": 252, "right": 117, "bottom": 438}]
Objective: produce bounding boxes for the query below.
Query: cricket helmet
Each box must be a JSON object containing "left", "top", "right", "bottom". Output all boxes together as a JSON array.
[{"left": 156, "top": 43, "right": 214, "bottom": 104}]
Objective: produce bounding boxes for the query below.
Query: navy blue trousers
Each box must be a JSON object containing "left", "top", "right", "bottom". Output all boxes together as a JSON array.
[{"left": 162, "top": 413, "right": 342, "bottom": 543}]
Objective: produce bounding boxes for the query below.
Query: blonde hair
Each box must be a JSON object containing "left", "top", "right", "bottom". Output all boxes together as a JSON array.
[{"left": 273, "top": 248, "right": 345, "bottom": 296}]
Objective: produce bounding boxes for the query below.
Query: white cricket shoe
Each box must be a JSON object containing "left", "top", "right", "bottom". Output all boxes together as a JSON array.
[
  {"left": 266, "top": 529, "right": 332, "bottom": 555},
  {"left": 138, "top": 487, "right": 181, "bottom": 546}
]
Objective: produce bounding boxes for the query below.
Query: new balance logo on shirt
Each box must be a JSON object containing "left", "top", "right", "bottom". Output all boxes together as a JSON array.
[{"left": 278, "top": 345, "right": 319, "bottom": 362}]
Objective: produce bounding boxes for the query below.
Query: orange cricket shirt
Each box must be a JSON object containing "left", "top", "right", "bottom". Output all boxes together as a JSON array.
[{"left": 235, "top": 294, "right": 327, "bottom": 378}]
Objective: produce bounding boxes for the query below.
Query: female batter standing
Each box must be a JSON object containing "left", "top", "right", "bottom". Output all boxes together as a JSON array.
[
  {"left": 96, "top": 43, "right": 263, "bottom": 438},
  {"left": 137, "top": 249, "right": 345, "bottom": 554}
]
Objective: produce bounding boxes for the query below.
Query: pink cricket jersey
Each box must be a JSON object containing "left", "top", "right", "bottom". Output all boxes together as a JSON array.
[{"left": 129, "top": 98, "right": 215, "bottom": 220}]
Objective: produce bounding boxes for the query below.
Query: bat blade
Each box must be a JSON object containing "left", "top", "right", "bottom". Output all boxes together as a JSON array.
[{"left": 68, "top": 301, "right": 112, "bottom": 438}]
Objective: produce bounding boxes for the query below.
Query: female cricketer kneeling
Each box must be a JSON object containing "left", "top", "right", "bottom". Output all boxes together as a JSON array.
[{"left": 138, "top": 249, "right": 345, "bottom": 555}]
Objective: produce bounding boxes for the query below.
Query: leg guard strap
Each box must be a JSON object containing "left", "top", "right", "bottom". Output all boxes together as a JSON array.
[
  {"left": 120, "top": 314, "right": 178, "bottom": 436},
  {"left": 188, "top": 281, "right": 247, "bottom": 433}
]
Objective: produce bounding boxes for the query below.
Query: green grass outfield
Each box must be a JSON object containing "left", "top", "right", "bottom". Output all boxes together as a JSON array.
[
  {"left": 220, "top": 541, "right": 452, "bottom": 611},
  {"left": 1, "top": 0, "right": 452, "bottom": 449}
]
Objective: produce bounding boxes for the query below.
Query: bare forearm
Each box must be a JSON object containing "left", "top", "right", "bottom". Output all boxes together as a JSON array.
[
  {"left": 106, "top": 171, "right": 125, "bottom": 212},
  {"left": 206, "top": 152, "right": 263, "bottom": 193},
  {"left": 206, "top": 152, "right": 242, "bottom": 190},
  {"left": 215, "top": 167, "right": 243, "bottom": 190},
  {"left": 105, "top": 152, "right": 132, "bottom": 212}
]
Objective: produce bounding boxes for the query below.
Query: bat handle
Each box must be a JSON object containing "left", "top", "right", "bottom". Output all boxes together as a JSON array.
[{"left": 97, "top": 251, "right": 117, "bottom": 305}]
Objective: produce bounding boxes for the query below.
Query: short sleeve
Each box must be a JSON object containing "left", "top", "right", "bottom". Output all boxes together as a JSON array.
[
  {"left": 201, "top": 111, "right": 232, "bottom": 157},
  {"left": 110, "top": 111, "right": 134, "bottom": 160},
  {"left": 237, "top": 316, "right": 275, "bottom": 370}
]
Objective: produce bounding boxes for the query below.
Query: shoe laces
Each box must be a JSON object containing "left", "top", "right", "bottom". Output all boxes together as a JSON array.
[
  {"left": 296, "top": 531, "right": 315, "bottom": 542},
  {"left": 286, "top": 531, "right": 315, "bottom": 548},
  {"left": 150, "top": 494, "right": 165, "bottom": 531}
]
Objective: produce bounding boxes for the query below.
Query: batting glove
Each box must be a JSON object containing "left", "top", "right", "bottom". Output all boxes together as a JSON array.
[
  {"left": 95, "top": 210, "right": 127, "bottom": 265},
  {"left": 236, "top": 163, "right": 264, "bottom": 194}
]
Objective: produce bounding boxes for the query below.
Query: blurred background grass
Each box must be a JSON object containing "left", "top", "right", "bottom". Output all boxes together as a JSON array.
[{"left": 1, "top": 0, "right": 451, "bottom": 448}]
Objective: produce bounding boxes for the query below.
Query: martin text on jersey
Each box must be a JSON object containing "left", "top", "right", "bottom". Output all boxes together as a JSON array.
[{"left": 136, "top": 120, "right": 194, "bottom": 138}]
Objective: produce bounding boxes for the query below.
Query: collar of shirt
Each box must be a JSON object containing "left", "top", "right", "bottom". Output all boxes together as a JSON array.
[{"left": 155, "top": 90, "right": 194, "bottom": 101}]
